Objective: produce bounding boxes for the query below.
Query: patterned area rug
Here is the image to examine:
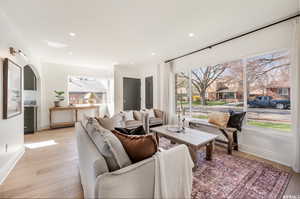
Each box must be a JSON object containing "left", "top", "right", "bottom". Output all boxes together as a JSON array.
[{"left": 159, "top": 138, "right": 291, "bottom": 199}]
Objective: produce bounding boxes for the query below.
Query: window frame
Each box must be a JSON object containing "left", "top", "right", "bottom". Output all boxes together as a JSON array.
[
  {"left": 67, "top": 75, "right": 109, "bottom": 105},
  {"left": 174, "top": 48, "right": 292, "bottom": 135},
  {"left": 278, "top": 88, "right": 289, "bottom": 96}
]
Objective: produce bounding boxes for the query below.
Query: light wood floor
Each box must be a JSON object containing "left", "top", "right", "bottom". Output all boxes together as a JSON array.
[
  {"left": 0, "top": 128, "right": 299, "bottom": 198},
  {"left": 0, "top": 128, "right": 83, "bottom": 199}
]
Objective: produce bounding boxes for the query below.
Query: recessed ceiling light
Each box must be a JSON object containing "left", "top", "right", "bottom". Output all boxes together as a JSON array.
[
  {"left": 44, "top": 40, "right": 68, "bottom": 48},
  {"left": 189, "top": 33, "right": 195, "bottom": 37},
  {"left": 68, "top": 52, "right": 73, "bottom": 55},
  {"left": 151, "top": 52, "right": 156, "bottom": 56},
  {"left": 69, "top": 32, "right": 76, "bottom": 37}
]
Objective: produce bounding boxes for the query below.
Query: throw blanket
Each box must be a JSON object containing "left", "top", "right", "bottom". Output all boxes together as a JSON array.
[{"left": 154, "top": 144, "right": 194, "bottom": 199}]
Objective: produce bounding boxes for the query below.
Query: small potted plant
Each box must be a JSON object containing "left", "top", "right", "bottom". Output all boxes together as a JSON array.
[
  {"left": 54, "top": 90, "right": 65, "bottom": 107},
  {"left": 88, "top": 92, "right": 97, "bottom": 104}
]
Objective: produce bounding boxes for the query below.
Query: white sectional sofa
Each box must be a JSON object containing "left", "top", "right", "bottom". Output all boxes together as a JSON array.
[{"left": 76, "top": 122, "right": 190, "bottom": 198}]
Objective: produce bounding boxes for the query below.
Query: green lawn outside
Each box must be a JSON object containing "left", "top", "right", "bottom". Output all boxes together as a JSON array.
[
  {"left": 177, "top": 100, "right": 228, "bottom": 106},
  {"left": 192, "top": 115, "right": 209, "bottom": 119},
  {"left": 191, "top": 116, "right": 291, "bottom": 132},
  {"left": 206, "top": 101, "right": 228, "bottom": 106},
  {"left": 247, "top": 121, "right": 291, "bottom": 132}
]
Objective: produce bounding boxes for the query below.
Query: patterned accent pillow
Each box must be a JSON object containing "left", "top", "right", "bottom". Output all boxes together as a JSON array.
[
  {"left": 123, "top": 111, "right": 134, "bottom": 121},
  {"left": 153, "top": 109, "right": 163, "bottom": 119},
  {"left": 208, "top": 112, "right": 230, "bottom": 128},
  {"left": 86, "top": 118, "right": 132, "bottom": 171},
  {"left": 115, "top": 126, "right": 146, "bottom": 135}
]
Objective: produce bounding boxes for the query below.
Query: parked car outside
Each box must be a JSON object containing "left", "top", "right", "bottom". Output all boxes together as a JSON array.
[{"left": 248, "top": 96, "right": 290, "bottom": 109}]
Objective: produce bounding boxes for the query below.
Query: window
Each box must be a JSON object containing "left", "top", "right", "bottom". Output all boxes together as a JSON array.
[
  {"left": 175, "top": 72, "right": 190, "bottom": 115},
  {"left": 246, "top": 51, "right": 291, "bottom": 132},
  {"left": 190, "top": 59, "right": 244, "bottom": 120},
  {"left": 68, "top": 76, "right": 109, "bottom": 105},
  {"left": 175, "top": 50, "right": 292, "bottom": 132},
  {"left": 278, "top": 88, "right": 289, "bottom": 96}
]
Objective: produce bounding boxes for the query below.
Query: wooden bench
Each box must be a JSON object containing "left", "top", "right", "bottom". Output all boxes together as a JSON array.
[{"left": 188, "top": 119, "right": 239, "bottom": 155}]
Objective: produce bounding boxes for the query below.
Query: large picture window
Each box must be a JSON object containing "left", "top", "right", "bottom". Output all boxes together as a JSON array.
[
  {"left": 175, "top": 72, "right": 190, "bottom": 115},
  {"left": 190, "top": 59, "right": 244, "bottom": 120},
  {"left": 68, "top": 76, "right": 109, "bottom": 105},
  {"left": 246, "top": 51, "right": 291, "bottom": 132},
  {"left": 175, "top": 50, "right": 291, "bottom": 132}
]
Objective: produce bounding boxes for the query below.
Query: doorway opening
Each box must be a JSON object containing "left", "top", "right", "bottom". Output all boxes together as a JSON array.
[
  {"left": 123, "top": 77, "right": 141, "bottom": 111},
  {"left": 23, "top": 65, "right": 39, "bottom": 134},
  {"left": 145, "top": 76, "right": 153, "bottom": 109}
]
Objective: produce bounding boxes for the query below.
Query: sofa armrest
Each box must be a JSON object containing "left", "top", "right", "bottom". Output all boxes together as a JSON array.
[
  {"left": 95, "top": 157, "right": 155, "bottom": 199},
  {"left": 94, "top": 145, "right": 190, "bottom": 198},
  {"left": 143, "top": 112, "right": 150, "bottom": 133},
  {"left": 76, "top": 122, "right": 109, "bottom": 198}
]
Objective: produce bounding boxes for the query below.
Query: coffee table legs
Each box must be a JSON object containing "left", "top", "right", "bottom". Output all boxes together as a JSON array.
[
  {"left": 154, "top": 132, "right": 215, "bottom": 168},
  {"left": 206, "top": 141, "right": 214, "bottom": 161},
  {"left": 188, "top": 146, "right": 198, "bottom": 171},
  {"left": 188, "top": 146, "right": 197, "bottom": 163},
  {"left": 188, "top": 141, "right": 214, "bottom": 169}
]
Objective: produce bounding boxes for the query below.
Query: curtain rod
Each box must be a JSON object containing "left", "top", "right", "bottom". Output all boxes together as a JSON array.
[{"left": 165, "top": 12, "right": 300, "bottom": 63}]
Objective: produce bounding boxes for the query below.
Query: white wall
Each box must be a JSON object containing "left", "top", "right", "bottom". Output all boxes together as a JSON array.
[
  {"left": 140, "top": 64, "right": 159, "bottom": 109},
  {"left": 40, "top": 62, "right": 114, "bottom": 129},
  {"left": 173, "top": 21, "right": 295, "bottom": 72},
  {"left": 114, "top": 64, "right": 161, "bottom": 112},
  {"left": 0, "top": 10, "right": 41, "bottom": 183}
]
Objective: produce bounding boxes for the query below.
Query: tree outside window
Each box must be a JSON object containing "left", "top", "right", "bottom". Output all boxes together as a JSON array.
[
  {"left": 175, "top": 50, "right": 291, "bottom": 132},
  {"left": 246, "top": 51, "right": 291, "bottom": 132},
  {"left": 175, "top": 72, "right": 190, "bottom": 115},
  {"left": 189, "top": 59, "right": 244, "bottom": 120}
]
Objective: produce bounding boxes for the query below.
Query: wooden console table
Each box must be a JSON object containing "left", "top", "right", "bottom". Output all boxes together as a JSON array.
[{"left": 49, "top": 105, "right": 99, "bottom": 129}]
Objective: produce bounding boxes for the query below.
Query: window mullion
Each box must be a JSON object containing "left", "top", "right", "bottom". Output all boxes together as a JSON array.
[
  {"left": 243, "top": 58, "right": 248, "bottom": 124},
  {"left": 189, "top": 70, "right": 192, "bottom": 117}
]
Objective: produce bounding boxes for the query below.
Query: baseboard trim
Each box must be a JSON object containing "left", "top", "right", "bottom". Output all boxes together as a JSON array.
[
  {"left": 0, "top": 147, "right": 25, "bottom": 184},
  {"left": 239, "top": 143, "right": 291, "bottom": 167}
]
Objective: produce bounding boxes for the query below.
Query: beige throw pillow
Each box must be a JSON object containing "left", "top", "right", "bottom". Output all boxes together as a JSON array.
[
  {"left": 133, "top": 111, "right": 142, "bottom": 121},
  {"left": 96, "top": 116, "right": 114, "bottom": 130},
  {"left": 208, "top": 112, "right": 230, "bottom": 128},
  {"left": 86, "top": 118, "right": 132, "bottom": 171}
]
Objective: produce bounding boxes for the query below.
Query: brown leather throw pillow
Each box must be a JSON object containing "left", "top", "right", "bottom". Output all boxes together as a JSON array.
[{"left": 111, "top": 130, "right": 158, "bottom": 163}]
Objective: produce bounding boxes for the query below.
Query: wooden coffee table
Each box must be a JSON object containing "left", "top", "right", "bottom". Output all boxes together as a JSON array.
[{"left": 151, "top": 125, "right": 218, "bottom": 166}]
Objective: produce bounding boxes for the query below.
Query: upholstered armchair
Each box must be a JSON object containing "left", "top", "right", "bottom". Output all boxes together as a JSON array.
[{"left": 144, "top": 109, "right": 166, "bottom": 132}]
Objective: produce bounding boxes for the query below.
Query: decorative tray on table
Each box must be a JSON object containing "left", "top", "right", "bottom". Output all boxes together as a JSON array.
[{"left": 166, "top": 126, "right": 184, "bottom": 133}]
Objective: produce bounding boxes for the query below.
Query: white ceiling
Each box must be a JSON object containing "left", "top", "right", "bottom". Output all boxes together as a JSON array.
[{"left": 0, "top": 0, "right": 298, "bottom": 68}]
